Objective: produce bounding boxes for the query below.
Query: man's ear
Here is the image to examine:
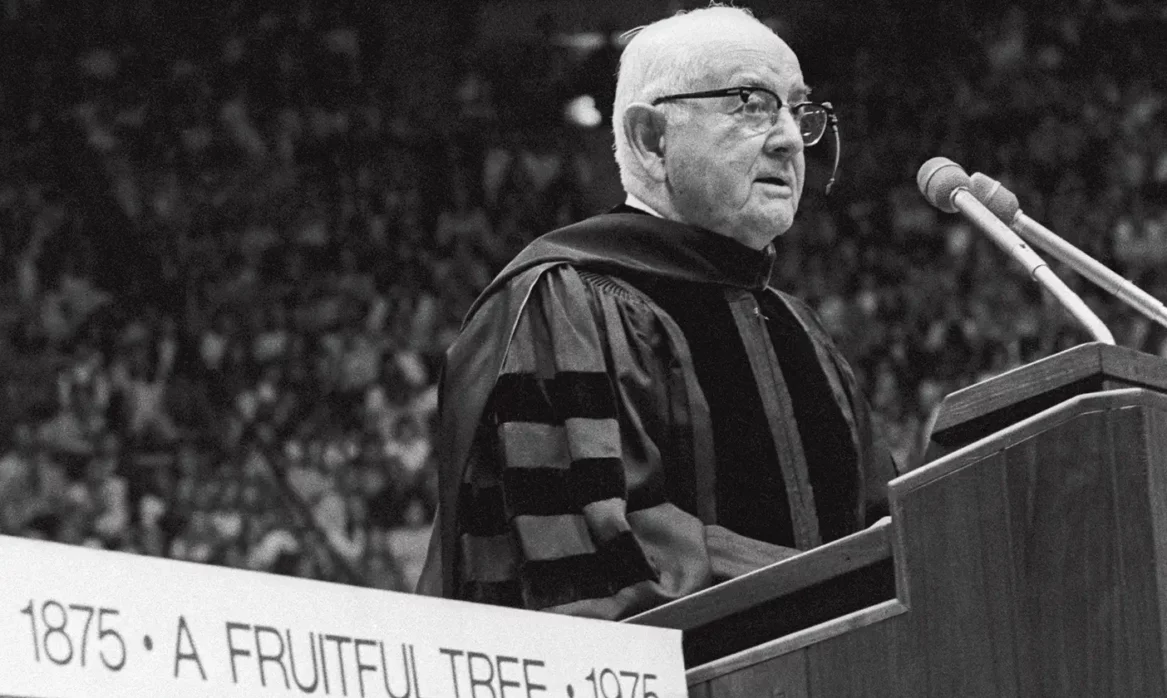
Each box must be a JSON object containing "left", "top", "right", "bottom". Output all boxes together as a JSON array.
[{"left": 622, "top": 103, "right": 669, "bottom": 182}]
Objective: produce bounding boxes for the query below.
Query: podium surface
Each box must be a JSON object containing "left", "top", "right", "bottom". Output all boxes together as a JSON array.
[{"left": 628, "top": 344, "right": 1167, "bottom": 697}]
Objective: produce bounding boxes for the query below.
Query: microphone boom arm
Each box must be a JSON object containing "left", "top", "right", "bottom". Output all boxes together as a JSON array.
[
  {"left": 1032, "top": 267, "right": 1116, "bottom": 345},
  {"left": 952, "top": 190, "right": 1116, "bottom": 345},
  {"left": 1014, "top": 211, "right": 1167, "bottom": 332}
]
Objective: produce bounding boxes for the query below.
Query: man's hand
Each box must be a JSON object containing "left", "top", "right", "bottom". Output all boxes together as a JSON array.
[{"left": 706, "top": 525, "right": 803, "bottom": 582}]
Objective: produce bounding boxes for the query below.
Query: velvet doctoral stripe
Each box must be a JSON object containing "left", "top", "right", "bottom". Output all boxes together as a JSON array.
[
  {"left": 501, "top": 458, "right": 626, "bottom": 515},
  {"left": 521, "top": 530, "right": 659, "bottom": 609},
  {"left": 628, "top": 275, "right": 797, "bottom": 548},
  {"left": 759, "top": 293, "right": 860, "bottom": 542},
  {"left": 492, "top": 372, "right": 617, "bottom": 422}
]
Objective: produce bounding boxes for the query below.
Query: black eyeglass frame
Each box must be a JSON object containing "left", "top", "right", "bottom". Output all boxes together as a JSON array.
[{"left": 650, "top": 86, "right": 842, "bottom": 195}]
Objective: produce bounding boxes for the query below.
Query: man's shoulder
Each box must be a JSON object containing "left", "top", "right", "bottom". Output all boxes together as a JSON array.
[
  {"left": 476, "top": 261, "right": 655, "bottom": 321},
  {"left": 504, "top": 208, "right": 680, "bottom": 274},
  {"left": 465, "top": 209, "right": 671, "bottom": 323}
]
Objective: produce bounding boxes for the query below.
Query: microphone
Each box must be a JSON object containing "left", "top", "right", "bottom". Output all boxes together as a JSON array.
[
  {"left": 917, "top": 157, "right": 1114, "bottom": 344},
  {"left": 970, "top": 172, "right": 1167, "bottom": 331}
]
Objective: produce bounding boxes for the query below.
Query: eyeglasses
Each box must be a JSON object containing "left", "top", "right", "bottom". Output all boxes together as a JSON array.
[
  {"left": 651, "top": 86, "right": 842, "bottom": 194},
  {"left": 652, "top": 86, "right": 828, "bottom": 142}
]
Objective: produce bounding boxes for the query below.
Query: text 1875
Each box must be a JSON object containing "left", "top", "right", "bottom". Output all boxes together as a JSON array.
[{"left": 19, "top": 599, "right": 127, "bottom": 671}]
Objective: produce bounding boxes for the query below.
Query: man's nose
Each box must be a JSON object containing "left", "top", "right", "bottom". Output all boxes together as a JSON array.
[{"left": 764, "top": 108, "right": 804, "bottom": 156}]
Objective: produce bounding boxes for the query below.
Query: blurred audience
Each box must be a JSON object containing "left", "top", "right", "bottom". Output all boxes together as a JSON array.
[{"left": 2, "top": 0, "right": 1167, "bottom": 588}]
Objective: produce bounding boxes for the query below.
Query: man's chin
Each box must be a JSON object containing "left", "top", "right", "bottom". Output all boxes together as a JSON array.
[
  {"left": 749, "top": 199, "right": 795, "bottom": 230},
  {"left": 692, "top": 207, "right": 794, "bottom": 248},
  {"left": 726, "top": 217, "right": 791, "bottom": 249},
  {"left": 757, "top": 210, "right": 795, "bottom": 238}
]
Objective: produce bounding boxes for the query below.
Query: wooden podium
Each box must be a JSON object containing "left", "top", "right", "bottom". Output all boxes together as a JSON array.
[{"left": 626, "top": 342, "right": 1167, "bottom": 697}]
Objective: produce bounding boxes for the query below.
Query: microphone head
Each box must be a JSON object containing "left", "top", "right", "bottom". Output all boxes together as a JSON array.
[
  {"left": 916, "top": 157, "right": 970, "bottom": 214},
  {"left": 969, "top": 172, "right": 1020, "bottom": 223}
]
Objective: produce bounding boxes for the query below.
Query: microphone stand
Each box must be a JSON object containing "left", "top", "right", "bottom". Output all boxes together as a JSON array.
[{"left": 954, "top": 190, "right": 1115, "bottom": 344}]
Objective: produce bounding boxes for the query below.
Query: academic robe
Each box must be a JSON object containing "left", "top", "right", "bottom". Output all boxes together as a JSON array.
[{"left": 416, "top": 207, "right": 898, "bottom": 619}]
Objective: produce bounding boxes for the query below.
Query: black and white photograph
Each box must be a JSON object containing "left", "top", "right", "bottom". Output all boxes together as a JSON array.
[{"left": 1, "top": 0, "right": 1166, "bottom": 695}]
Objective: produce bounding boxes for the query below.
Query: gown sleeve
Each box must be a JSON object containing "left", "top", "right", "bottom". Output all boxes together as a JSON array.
[{"left": 454, "top": 266, "right": 721, "bottom": 618}]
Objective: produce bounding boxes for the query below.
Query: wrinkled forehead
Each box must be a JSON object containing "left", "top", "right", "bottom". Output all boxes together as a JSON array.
[{"left": 699, "top": 31, "right": 804, "bottom": 94}]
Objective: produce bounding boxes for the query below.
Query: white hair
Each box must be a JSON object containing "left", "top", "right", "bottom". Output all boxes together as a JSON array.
[{"left": 612, "top": 5, "right": 778, "bottom": 197}]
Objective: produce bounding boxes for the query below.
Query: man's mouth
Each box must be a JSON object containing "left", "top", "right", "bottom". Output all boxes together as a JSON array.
[{"left": 756, "top": 176, "right": 791, "bottom": 189}]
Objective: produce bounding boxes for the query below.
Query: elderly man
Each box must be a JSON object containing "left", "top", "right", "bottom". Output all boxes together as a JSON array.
[{"left": 417, "top": 6, "right": 897, "bottom": 619}]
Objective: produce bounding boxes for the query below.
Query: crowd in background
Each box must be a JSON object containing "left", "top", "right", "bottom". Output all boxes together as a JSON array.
[{"left": 2, "top": 0, "right": 1167, "bottom": 589}]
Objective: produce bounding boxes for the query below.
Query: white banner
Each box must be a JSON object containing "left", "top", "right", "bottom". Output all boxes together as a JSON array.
[{"left": 0, "top": 536, "right": 685, "bottom": 698}]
